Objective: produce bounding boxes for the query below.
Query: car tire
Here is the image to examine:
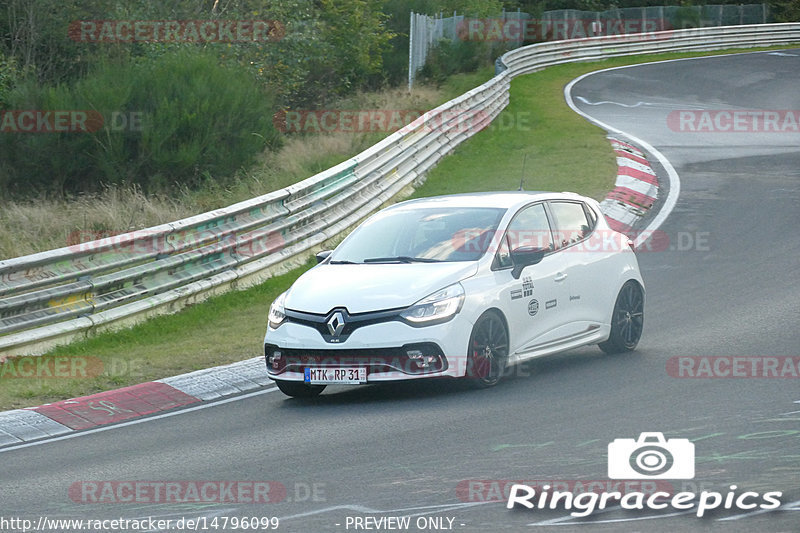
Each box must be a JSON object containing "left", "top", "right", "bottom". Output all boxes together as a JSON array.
[
  {"left": 599, "top": 280, "right": 644, "bottom": 354},
  {"left": 274, "top": 380, "right": 326, "bottom": 398},
  {"left": 465, "top": 310, "right": 509, "bottom": 388}
]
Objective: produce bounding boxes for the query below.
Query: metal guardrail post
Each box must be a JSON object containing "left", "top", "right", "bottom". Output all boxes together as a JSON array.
[{"left": 408, "top": 11, "right": 415, "bottom": 90}]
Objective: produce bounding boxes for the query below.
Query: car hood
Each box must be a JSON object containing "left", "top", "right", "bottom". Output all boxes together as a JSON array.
[{"left": 285, "top": 262, "right": 478, "bottom": 314}]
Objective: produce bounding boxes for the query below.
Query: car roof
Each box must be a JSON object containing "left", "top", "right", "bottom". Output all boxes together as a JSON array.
[{"left": 391, "top": 191, "right": 588, "bottom": 211}]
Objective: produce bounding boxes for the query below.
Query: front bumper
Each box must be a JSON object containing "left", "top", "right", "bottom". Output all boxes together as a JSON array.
[{"left": 264, "top": 319, "right": 470, "bottom": 382}]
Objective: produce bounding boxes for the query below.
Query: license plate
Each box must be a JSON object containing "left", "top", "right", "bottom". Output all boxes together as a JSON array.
[{"left": 304, "top": 367, "right": 367, "bottom": 384}]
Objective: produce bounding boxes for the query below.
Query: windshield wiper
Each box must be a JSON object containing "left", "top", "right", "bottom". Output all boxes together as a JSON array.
[
  {"left": 329, "top": 259, "right": 358, "bottom": 264},
  {"left": 362, "top": 256, "right": 444, "bottom": 264}
]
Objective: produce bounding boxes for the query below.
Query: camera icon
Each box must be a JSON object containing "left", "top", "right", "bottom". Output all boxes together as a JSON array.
[{"left": 608, "top": 432, "right": 695, "bottom": 479}]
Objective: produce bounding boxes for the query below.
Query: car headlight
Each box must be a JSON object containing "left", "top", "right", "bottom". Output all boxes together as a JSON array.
[
  {"left": 268, "top": 291, "right": 287, "bottom": 329},
  {"left": 400, "top": 283, "right": 465, "bottom": 325}
]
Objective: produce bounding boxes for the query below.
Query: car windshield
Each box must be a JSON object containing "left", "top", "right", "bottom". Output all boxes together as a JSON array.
[{"left": 330, "top": 206, "right": 506, "bottom": 263}]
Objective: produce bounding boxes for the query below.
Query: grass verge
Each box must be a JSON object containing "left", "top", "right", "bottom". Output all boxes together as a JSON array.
[{"left": 0, "top": 46, "right": 790, "bottom": 411}]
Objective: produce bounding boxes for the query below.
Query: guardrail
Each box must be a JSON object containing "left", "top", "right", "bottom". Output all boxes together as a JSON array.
[{"left": 2, "top": 23, "right": 799, "bottom": 357}]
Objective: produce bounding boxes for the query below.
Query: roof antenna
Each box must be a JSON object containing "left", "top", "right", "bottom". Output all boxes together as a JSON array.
[{"left": 518, "top": 153, "right": 527, "bottom": 191}]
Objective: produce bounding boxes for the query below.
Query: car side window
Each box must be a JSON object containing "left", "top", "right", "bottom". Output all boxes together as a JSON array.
[
  {"left": 549, "top": 201, "right": 593, "bottom": 249},
  {"left": 495, "top": 203, "right": 554, "bottom": 269},
  {"left": 508, "top": 203, "right": 554, "bottom": 252},
  {"left": 584, "top": 203, "right": 598, "bottom": 229},
  {"left": 494, "top": 234, "right": 512, "bottom": 268}
]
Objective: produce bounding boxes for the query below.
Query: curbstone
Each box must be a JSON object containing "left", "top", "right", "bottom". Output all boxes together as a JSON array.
[
  {"left": 0, "top": 358, "right": 271, "bottom": 447},
  {"left": 600, "top": 136, "right": 660, "bottom": 234}
]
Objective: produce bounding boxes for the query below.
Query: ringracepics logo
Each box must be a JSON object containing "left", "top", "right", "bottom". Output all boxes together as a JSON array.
[
  {"left": 608, "top": 432, "right": 694, "bottom": 479},
  {"left": 507, "top": 432, "right": 783, "bottom": 517}
]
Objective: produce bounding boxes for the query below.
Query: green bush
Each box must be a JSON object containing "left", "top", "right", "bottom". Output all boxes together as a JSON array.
[
  {"left": 671, "top": 5, "right": 703, "bottom": 29},
  {"left": 1, "top": 50, "right": 280, "bottom": 196},
  {"left": 0, "top": 55, "right": 21, "bottom": 108},
  {"left": 418, "top": 39, "right": 492, "bottom": 85}
]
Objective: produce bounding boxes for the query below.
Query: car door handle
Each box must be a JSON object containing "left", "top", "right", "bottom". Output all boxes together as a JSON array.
[{"left": 554, "top": 272, "right": 568, "bottom": 282}]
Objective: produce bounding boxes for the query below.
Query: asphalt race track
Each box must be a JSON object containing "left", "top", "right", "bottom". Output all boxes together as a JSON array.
[{"left": 1, "top": 50, "right": 799, "bottom": 533}]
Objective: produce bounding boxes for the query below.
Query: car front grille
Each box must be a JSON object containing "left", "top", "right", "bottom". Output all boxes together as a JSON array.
[{"left": 264, "top": 343, "right": 446, "bottom": 376}]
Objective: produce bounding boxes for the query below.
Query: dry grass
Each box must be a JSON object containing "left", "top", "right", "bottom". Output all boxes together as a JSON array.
[
  {"left": 0, "top": 188, "right": 188, "bottom": 259},
  {"left": 0, "top": 85, "right": 445, "bottom": 260}
]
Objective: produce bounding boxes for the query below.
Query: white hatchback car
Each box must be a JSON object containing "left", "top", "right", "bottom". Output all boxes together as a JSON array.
[{"left": 264, "top": 192, "right": 644, "bottom": 397}]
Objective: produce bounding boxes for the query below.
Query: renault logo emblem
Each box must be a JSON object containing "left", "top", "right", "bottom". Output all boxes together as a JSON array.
[{"left": 327, "top": 311, "right": 345, "bottom": 336}]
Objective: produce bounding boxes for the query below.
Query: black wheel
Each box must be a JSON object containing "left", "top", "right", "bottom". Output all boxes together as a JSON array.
[
  {"left": 465, "top": 311, "right": 509, "bottom": 388},
  {"left": 599, "top": 281, "right": 644, "bottom": 354},
  {"left": 274, "top": 380, "right": 326, "bottom": 398}
]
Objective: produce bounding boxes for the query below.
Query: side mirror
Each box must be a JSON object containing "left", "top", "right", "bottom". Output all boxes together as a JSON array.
[
  {"left": 315, "top": 250, "right": 333, "bottom": 264},
  {"left": 511, "top": 246, "right": 545, "bottom": 279}
]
